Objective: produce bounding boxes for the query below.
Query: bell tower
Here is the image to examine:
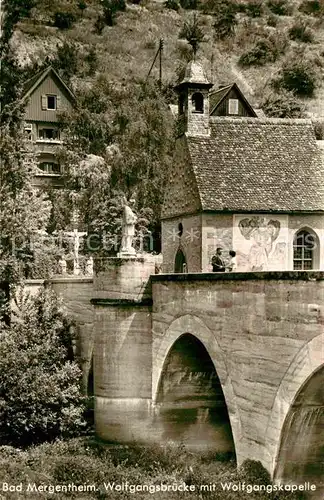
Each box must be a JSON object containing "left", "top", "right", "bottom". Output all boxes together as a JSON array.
[{"left": 175, "top": 61, "right": 213, "bottom": 137}]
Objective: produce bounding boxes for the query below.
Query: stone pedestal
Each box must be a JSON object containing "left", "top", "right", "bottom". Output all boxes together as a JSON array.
[{"left": 92, "top": 256, "right": 155, "bottom": 444}]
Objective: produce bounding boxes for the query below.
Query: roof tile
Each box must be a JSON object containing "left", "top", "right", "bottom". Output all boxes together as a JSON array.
[{"left": 186, "top": 118, "right": 324, "bottom": 212}]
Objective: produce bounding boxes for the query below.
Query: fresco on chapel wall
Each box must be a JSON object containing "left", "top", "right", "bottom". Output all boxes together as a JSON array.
[{"left": 233, "top": 215, "right": 288, "bottom": 271}]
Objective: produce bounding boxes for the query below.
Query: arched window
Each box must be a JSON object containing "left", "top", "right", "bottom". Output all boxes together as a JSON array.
[
  {"left": 293, "top": 229, "right": 319, "bottom": 270},
  {"left": 192, "top": 92, "right": 204, "bottom": 113},
  {"left": 174, "top": 248, "right": 187, "bottom": 273}
]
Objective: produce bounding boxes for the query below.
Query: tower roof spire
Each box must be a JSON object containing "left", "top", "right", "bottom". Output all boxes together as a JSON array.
[{"left": 175, "top": 60, "right": 213, "bottom": 90}]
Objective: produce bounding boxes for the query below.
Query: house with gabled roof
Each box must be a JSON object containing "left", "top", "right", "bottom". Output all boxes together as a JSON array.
[
  {"left": 22, "top": 66, "right": 75, "bottom": 186},
  {"left": 162, "top": 61, "right": 324, "bottom": 273}
]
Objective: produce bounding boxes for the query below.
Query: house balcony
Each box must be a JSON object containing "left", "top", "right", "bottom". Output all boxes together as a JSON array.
[{"left": 35, "top": 139, "right": 62, "bottom": 154}]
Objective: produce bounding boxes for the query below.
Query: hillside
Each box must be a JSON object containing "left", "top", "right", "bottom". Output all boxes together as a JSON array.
[{"left": 11, "top": 0, "right": 324, "bottom": 119}]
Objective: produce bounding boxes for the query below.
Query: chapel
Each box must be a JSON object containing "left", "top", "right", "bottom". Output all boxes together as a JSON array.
[{"left": 161, "top": 61, "right": 324, "bottom": 273}]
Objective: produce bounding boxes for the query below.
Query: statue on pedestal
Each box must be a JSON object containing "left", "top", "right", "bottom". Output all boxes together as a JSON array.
[
  {"left": 86, "top": 256, "right": 94, "bottom": 275},
  {"left": 58, "top": 256, "right": 67, "bottom": 275},
  {"left": 120, "top": 199, "right": 137, "bottom": 255}
]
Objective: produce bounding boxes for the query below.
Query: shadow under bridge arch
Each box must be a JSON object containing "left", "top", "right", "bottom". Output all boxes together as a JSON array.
[{"left": 152, "top": 314, "right": 240, "bottom": 456}]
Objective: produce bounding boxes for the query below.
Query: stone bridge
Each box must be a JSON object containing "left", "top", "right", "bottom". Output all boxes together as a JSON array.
[{"left": 91, "top": 258, "right": 324, "bottom": 492}]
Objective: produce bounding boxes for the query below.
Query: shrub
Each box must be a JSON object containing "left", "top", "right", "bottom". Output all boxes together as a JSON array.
[
  {"left": 53, "top": 11, "right": 76, "bottom": 29},
  {"left": 94, "top": 15, "right": 106, "bottom": 33},
  {"left": 289, "top": 20, "right": 314, "bottom": 42},
  {"left": 0, "top": 288, "right": 86, "bottom": 447},
  {"left": 260, "top": 89, "right": 305, "bottom": 117},
  {"left": 165, "top": 0, "right": 180, "bottom": 9},
  {"left": 243, "top": 1, "right": 263, "bottom": 17},
  {"left": 179, "top": 13, "right": 205, "bottom": 55},
  {"left": 313, "top": 120, "right": 324, "bottom": 139},
  {"left": 239, "top": 459, "right": 271, "bottom": 485},
  {"left": 212, "top": 0, "right": 237, "bottom": 39},
  {"left": 180, "top": 0, "right": 198, "bottom": 8},
  {"left": 273, "top": 58, "right": 317, "bottom": 97},
  {"left": 78, "top": 1, "right": 87, "bottom": 11},
  {"left": 102, "top": 0, "right": 126, "bottom": 26},
  {"left": 267, "top": 13, "right": 278, "bottom": 26},
  {"left": 52, "top": 41, "right": 78, "bottom": 83},
  {"left": 299, "top": 0, "right": 324, "bottom": 16},
  {"left": 239, "top": 33, "right": 287, "bottom": 66},
  {"left": 267, "top": 0, "right": 291, "bottom": 16},
  {"left": 85, "top": 48, "right": 98, "bottom": 76}
]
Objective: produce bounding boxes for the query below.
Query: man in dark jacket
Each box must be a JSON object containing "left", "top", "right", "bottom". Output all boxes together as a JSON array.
[{"left": 212, "top": 247, "right": 226, "bottom": 272}]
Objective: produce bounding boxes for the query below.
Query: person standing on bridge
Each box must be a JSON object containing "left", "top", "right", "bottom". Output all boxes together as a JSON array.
[
  {"left": 211, "top": 247, "right": 226, "bottom": 272},
  {"left": 228, "top": 250, "right": 237, "bottom": 272}
]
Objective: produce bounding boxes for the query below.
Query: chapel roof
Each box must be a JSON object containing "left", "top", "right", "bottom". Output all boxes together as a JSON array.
[{"left": 186, "top": 117, "right": 324, "bottom": 212}]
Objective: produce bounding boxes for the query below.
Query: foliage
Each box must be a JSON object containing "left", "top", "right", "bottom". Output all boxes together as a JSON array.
[
  {"left": 78, "top": 0, "right": 88, "bottom": 14},
  {"left": 179, "top": 13, "right": 206, "bottom": 56},
  {"left": 165, "top": 0, "right": 180, "bottom": 11},
  {"left": 56, "top": 79, "right": 173, "bottom": 251},
  {"left": 243, "top": 1, "right": 263, "bottom": 17},
  {"left": 209, "top": 0, "right": 237, "bottom": 39},
  {"left": 0, "top": 0, "right": 53, "bottom": 313},
  {"left": 267, "top": 0, "right": 291, "bottom": 16},
  {"left": 273, "top": 57, "right": 317, "bottom": 96},
  {"left": 101, "top": 0, "right": 126, "bottom": 27},
  {"left": 85, "top": 47, "right": 99, "bottom": 76},
  {"left": 260, "top": 89, "right": 305, "bottom": 118},
  {"left": 0, "top": 0, "right": 36, "bottom": 48},
  {"left": 313, "top": 120, "right": 324, "bottom": 139},
  {"left": 299, "top": 0, "right": 324, "bottom": 17},
  {"left": 267, "top": 13, "right": 278, "bottom": 26},
  {"left": 0, "top": 288, "right": 86, "bottom": 447},
  {"left": 0, "top": 108, "right": 51, "bottom": 312},
  {"left": 239, "top": 33, "right": 287, "bottom": 66},
  {"left": 52, "top": 41, "right": 79, "bottom": 83},
  {"left": 288, "top": 20, "right": 314, "bottom": 42},
  {"left": 180, "top": 0, "right": 199, "bottom": 9},
  {"left": 0, "top": 440, "right": 308, "bottom": 499},
  {"left": 53, "top": 11, "right": 76, "bottom": 30},
  {"left": 58, "top": 88, "right": 113, "bottom": 155}
]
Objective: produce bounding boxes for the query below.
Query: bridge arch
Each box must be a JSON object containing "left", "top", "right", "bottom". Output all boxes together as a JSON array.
[
  {"left": 152, "top": 314, "right": 242, "bottom": 456},
  {"left": 265, "top": 332, "right": 324, "bottom": 478}
]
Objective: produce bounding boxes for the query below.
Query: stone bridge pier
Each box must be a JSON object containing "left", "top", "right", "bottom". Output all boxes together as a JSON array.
[{"left": 92, "top": 257, "right": 324, "bottom": 492}]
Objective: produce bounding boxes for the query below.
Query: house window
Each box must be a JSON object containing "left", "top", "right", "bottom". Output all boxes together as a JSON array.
[
  {"left": 293, "top": 229, "right": 317, "bottom": 270},
  {"left": 24, "top": 123, "right": 33, "bottom": 141},
  {"left": 228, "top": 98, "right": 239, "bottom": 115},
  {"left": 38, "top": 162, "right": 61, "bottom": 174},
  {"left": 192, "top": 92, "right": 204, "bottom": 113},
  {"left": 47, "top": 95, "right": 56, "bottom": 109},
  {"left": 38, "top": 128, "right": 60, "bottom": 140},
  {"left": 41, "top": 94, "right": 59, "bottom": 110}
]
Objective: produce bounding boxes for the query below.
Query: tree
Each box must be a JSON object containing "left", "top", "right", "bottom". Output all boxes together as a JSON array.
[
  {"left": 260, "top": 89, "right": 305, "bottom": 118},
  {"left": 0, "top": 288, "right": 86, "bottom": 446},
  {"left": 56, "top": 79, "right": 174, "bottom": 253},
  {"left": 0, "top": 0, "right": 52, "bottom": 316},
  {"left": 1, "top": 0, "right": 36, "bottom": 49},
  {"left": 179, "top": 13, "right": 205, "bottom": 57},
  {"left": 101, "top": 0, "right": 126, "bottom": 27},
  {"left": 207, "top": 0, "right": 237, "bottom": 39},
  {"left": 274, "top": 58, "right": 317, "bottom": 97}
]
